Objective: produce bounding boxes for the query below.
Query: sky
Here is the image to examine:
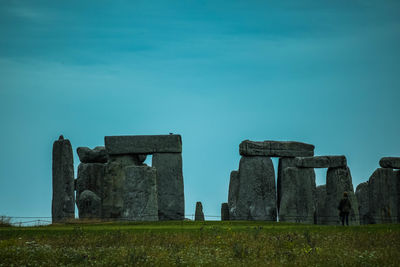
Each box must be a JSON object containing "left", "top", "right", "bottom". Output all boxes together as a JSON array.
[{"left": 0, "top": 0, "right": 399, "bottom": 221}]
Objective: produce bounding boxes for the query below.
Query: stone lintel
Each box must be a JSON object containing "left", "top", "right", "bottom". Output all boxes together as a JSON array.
[
  {"left": 239, "top": 140, "right": 314, "bottom": 157},
  {"left": 295, "top": 155, "right": 347, "bottom": 168}
]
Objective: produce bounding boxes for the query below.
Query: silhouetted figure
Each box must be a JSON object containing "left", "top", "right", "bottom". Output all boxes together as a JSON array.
[
  {"left": 59, "top": 135, "right": 64, "bottom": 140},
  {"left": 338, "top": 192, "right": 351, "bottom": 226}
]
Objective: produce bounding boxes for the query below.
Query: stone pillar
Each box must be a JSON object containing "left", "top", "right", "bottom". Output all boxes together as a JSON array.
[
  {"left": 235, "top": 156, "right": 276, "bottom": 221},
  {"left": 52, "top": 135, "right": 75, "bottom": 223},
  {"left": 324, "top": 166, "right": 360, "bottom": 225},
  {"left": 355, "top": 182, "right": 370, "bottom": 225},
  {"left": 277, "top": 157, "right": 296, "bottom": 214},
  {"left": 315, "top": 185, "right": 326, "bottom": 224},
  {"left": 122, "top": 166, "right": 158, "bottom": 221},
  {"left": 278, "top": 167, "right": 316, "bottom": 224},
  {"left": 228, "top": 170, "right": 239, "bottom": 219},
  {"left": 76, "top": 163, "right": 105, "bottom": 218},
  {"left": 221, "top": 203, "right": 230, "bottom": 221},
  {"left": 195, "top": 201, "right": 205, "bottom": 221},
  {"left": 368, "top": 168, "right": 399, "bottom": 224},
  {"left": 152, "top": 153, "right": 185, "bottom": 220},
  {"left": 77, "top": 190, "right": 101, "bottom": 219}
]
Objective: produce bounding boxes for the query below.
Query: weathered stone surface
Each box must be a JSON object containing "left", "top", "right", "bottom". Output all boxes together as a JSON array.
[
  {"left": 368, "top": 168, "right": 399, "bottom": 223},
  {"left": 379, "top": 157, "right": 400, "bottom": 169},
  {"left": 315, "top": 185, "right": 326, "bottom": 225},
  {"left": 278, "top": 167, "right": 316, "bottom": 224},
  {"left": 105, "top": 135, "right": 182, "bottom": 155},
  {"left": 77, "top": 190, "right": 101, "bottom": 219},
  {"left": 122, "top": 166, "right": 158, "bottom": 221},
  {"left": 277, "top": 157, "right": 296, "bottom": 212},
  {"left": 355, "top": 182, "right": 370, "bottom": 225},
  {"left": 195, "top": 202, "right": 205, "bottom": 221},
  {"left": 76, "top": 163, "right": 105, "bottom": 201},
  {"left": 102, "top": 155, "right": 138, "bottom": 218},
  {"left": 152, "top": 153, "right": 184, "bottom": 220},
  {"left": 235, "top": 156, "right": 276, "bottom": 221},
  {"left": 221, "top": 203, "right": 230, "bottom": 221},
  {"left": 52, "top": 136, "right": 75, "bottom": 223},
  {"left": 77, "top": 146, "right": 108, "bottom": 163},
  {"left": 323, "top": 167, "right": 360, "bottom": 225},
  {"left": 228, "top": 170, "right": 239, "bottom": 219},
  {"left": 239, "top": 140, "right": 314, "bottom": 157},
  {"left": 295, "top": 156, "right": 347, "bottom": 168}
]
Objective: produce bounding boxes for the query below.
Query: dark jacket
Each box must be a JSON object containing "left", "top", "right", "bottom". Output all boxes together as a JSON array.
[{"left": 338, "top": 197, "right": 351, "bottom": 213}]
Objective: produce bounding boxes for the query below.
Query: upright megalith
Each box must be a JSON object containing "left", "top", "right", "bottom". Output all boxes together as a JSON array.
[
  {"left": 122, "top": 166, "right": 158, "bottom": 221},
  {"left": 277, "top": 157, "right": 297, "bottom": 213},
  {"left": 278, "top": 167, "right": 316, "bottom": 224},
  {"left": 355, "top": 182, "right": 370, "bottom": 225},
  {"left": 221, "top": 203, "right": 230, "bottom": 221},
  {"left": 52, "top": 135, "right": 75, "bottom": 223},
  {"left": 240, "top": 140, "right": 314, "bottom": 157},
  {"left": 368, "top": 168, "right": 399, "bottom": 223},
  {"left": 379, "top": 157, "right": 400, "bottom": 169},
  {"left": 315, "top": 185, "right": 326, "bottom": 224},
  {"left": 76, "top": 163, "right": 105, "bottom": 218},
  {"left": 235, "top": 156, "right": 276, "bottom": 221},
  {"left": 77, "top": 190, "right": 101, "bottom": 219},
  {"left": 153, "top": 153, "right": 184, "bottom": 220},
  {"left": 324, "top": 166, "right": 359, "bottom": 225},
  {"left": 195, "top": 202, "right": 205, "bottom": 221},
  {"left": 228, "top": 170, "right": 239, "bottom": 219}
]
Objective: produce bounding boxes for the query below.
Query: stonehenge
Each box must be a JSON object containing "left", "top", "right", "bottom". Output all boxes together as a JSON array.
[
  {"left": 52, "top": 134, "right": 184, "bottom": 222},
  {"left": 52, "top": 134, "right": 399, "bottom": 225}
]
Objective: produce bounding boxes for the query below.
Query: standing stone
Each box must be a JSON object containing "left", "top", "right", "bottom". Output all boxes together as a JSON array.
[
  {"left": 315, "top": 185, "right": 326, "bottom": 225},
  {"left": 195, "top": 202, "right": 205, "bottom": 221},
  {"left": 278, "top": 167, "right": 316, "bottom": 224},
  {"left": 368, "top": 168, "right": 399, "bottom": 224},
  {"left": 77, "top": 190, "right": 101, "bottom": 219},
  {"left": 122, "top": 166, "right": 158, "bottom": 221},
  {"left": 324, "top": 166, "right": 360, "bottom": 225},
  {"left": 277, "top": 157, "right": 296, "bottom": 213},
  {"left": 52, "top": 136, "right": 75, "bottom": 223},
  {"left": 379, "top": 157, "right": 400, "bottom": 169},
  {"left": 77, "top": 146, "right": 108, "bottom": 163},
  {"left": 235, "top": 156, "right": 276, "bottom": 221},
  {"left": 76, "top": 163, "right": 105, "bottom": 218},
  {"left": 228, "top": 170, "right": 239, "bottom": 219},
  {"left": 102, "top": 155, "right": 138, "bottom": 218},
  {"left": 355, "top": 182, "right": 370, "bottom": 225},
  {"left": 152, "top": 153, "right": 184, "bottom": 220},
  {"left": 221, "top": 203, "right": 230, "bottom": 221},
  {"left": 239, "top": 140, "right": 314, "bottom": 157}
]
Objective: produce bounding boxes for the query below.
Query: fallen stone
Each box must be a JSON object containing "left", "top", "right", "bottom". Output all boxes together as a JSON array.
[
  {"left": 278, "top": 167, "right": 316, "bottom": 224},
  {"left": 77, "top": 146, "right": 108, "bottom": 163},
  {"left": 77, "top": 190, "right": 101, "bottom": 219},
  {"left": 368, "top": 168, "right": 400, "bottom": 224},
  {"left": 228, "top": 170, "right": 239, "bottom": 220},
  {"left": 105, "top": 135, "right": 182, "bottom": 155},
  {"left": 239, "top": 140, "right": 314, "bottom": 157},
  {"left": 323, "top": 166, "right": 360, "bottom": 225},
  {"left": 355, "top": 182, "right": 370, "bottom": 225},
  {"left": 102, "top": 155, "right": 139, "bottom": 218},
  {"left": 122, "top": 166, "right": 158, "bottom": 221},
  {"left": 221, "top": 203, "right": 230, "bottom": 221},
  {"left": 295, "top": 156, "right": 347, "bottom": 168},
  {"left": 52, "top": 136, "right": 75, "bottom": 223},
  {"left": 152, "top": 153, "right": 185, "bottom": 220},
  {"left": 195, "top": 202, "right": 205, "bottom": 221},
  {"left": 379, "top": 157, "right": 400, "bottom": 169},
  {"left": 315, "top": 185, "right": 326, "bottom": 225},
  {"left": 235, "top": 156, "right": 276, "bottom": 221}
]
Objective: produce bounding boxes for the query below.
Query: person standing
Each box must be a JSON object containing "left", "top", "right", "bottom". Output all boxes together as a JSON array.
[{"left": 338, "top": 192, "right": 351, "bottom": 226}]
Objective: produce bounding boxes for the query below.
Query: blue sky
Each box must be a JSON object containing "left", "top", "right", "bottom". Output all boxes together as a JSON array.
[{"left": 0, "top": 0, "right": 399, "bottom": 220}]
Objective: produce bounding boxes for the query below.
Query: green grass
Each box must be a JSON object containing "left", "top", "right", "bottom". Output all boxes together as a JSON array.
[{"left": 1, "top": 221, "right": 399, "bottom": 266}]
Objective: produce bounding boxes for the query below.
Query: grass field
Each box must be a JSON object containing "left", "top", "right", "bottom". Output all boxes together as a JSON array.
[{"left": 1, "top": 221, "right": 399, "bottom": 266}]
